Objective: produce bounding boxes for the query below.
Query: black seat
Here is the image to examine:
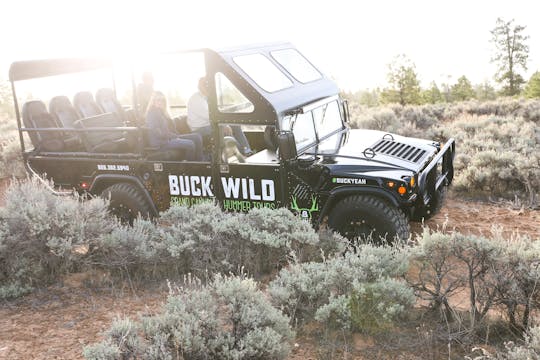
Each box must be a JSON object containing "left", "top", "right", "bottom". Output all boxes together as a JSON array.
[
  {"left": 21, "top": 100, "right": 64, "bottom": 152},
  {"left": 95, "top": 88, "right": 136, "bottom": 124},
  {"left": 49, "top": 96, "right": 83, "bottom": 150},
  {"left": 73, "top": 91, "right": 102, "bottom": 118},
  {"left": 75, "top": 113, "right": 129, "bottom": 153}
]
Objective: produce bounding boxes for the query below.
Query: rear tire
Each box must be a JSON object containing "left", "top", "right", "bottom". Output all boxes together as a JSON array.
[
  {"left": 328, "top": 195, "right": 409, "bottom": 244},
  {"left": 101, "top": 183, "right": 153, "bottom": 224}
]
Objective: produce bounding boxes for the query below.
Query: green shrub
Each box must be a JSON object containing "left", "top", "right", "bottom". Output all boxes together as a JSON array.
[
  {"left": 467, "top": 326, "right": 540, "bottom": 359},
  {"left": 157, "top": 203, "right": 346, "bottom": 278},
  {"left": 408, "top": 229, "right": 540, "bottom": 334},
  {"left": 347, "top": 278, "right": 415, "bottom": 333},
  {"left": 0, "top": 130, "right": 24, "bottom": 179},
  {"left": 85, "top": 274, "right": 294, "bottom": 360},
  {"left": 0, "top": 178, "right": 114, "bottom": 294},
  {"left": 268, "top": 243, "right": 410, "bottom": 325}
]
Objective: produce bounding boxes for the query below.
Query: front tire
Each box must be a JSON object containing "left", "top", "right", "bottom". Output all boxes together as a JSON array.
[
  {"left": 101, "top": 183, "right": 153, "bottom": 224},
  {"left": 328, "top": 195, "right": 409, "bottom": 244}
]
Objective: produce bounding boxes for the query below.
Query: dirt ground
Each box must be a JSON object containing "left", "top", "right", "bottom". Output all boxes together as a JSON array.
[{"left": 0, "top": 187, "right": 539, "bottom": 359}]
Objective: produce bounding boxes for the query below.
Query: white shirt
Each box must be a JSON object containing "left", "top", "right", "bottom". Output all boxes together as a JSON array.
[{"left": 187, "top": 91, "right": 210, "bottom": 130}]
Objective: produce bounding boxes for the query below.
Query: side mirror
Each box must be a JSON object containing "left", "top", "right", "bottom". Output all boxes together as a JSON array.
[
  {"left": 277, "top": 131, "right": 297, "bottom": 161},
  {"left": 342, "top": 99, "right": 350, "bottom": 123}
]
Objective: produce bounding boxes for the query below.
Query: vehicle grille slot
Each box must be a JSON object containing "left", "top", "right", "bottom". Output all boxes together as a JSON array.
[
  {"left": 391, "top": 143, "right": 406, "bottom": 156},
  {"left": 397, "top": 145, "right": 412, "bottom": 157},
  {"left": 292, "top": 182, "right": 312, "bottom": 202},
  {"left": 370, "top": 139, "right": 427, "bottom": 163},
  {"left": 413, "top": 150, "right": 426, "bottom": 162},
  {"left": 373, "top": 140, "right": 391, "bottom": 152}
]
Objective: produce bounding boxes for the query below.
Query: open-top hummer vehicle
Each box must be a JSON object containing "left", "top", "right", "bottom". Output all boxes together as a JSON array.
[{"left": 9, "top": 42, "right": 455, "bottom": 241}]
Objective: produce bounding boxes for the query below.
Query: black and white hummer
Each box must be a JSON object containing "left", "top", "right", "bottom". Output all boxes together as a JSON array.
[{"left": 9, "top": 42, "right": 455, "bottom": 241}]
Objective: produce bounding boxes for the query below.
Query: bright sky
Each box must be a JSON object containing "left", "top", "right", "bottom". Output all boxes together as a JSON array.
[{"left": 1, "top": 0, "right": 539, "bottom": 92}]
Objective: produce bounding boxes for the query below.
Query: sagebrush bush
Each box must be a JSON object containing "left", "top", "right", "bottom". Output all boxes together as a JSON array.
[
  {"left": 407, "top": 229, "right": 540, "bottom": 334},
  {"left": 155, "top": 203, "right": 346, "bottom": 278},
  {"left": 0, "top": 178, "right": 114, "bottom": 297},
  {"left": 0, "top": 129, "right": 25, "bottom": 179},
  {"left": 84, "top": 274, "right": 294, "bottom": 360},
  {"left": 268, "top": 243, "right": 411, "bottom": 325},
  {"left": 0, "top": 178, "right": 346, "bottom": 297},
  {"left": 347, "top": 278, "right": 415, "bottom": 333},
  {"left": 467, "top": 326, "right": 540, "bottom": 359}
]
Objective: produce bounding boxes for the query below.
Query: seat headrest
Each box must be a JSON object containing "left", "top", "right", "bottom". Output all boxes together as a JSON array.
[
  {"left": 95, "top": 88, "right": 115, "bottom": 102},
  {"left": 22, "top": 100, "right": 48, "bottom": 122},
  {"left": 49, "top": 95, "right": 80, "bottom": 127},
  {"left": 73, "top": 91, "right": 101, "bottom": 117},
  {"left": 49, "top": 95, "right": 73, "bottom": 114}
]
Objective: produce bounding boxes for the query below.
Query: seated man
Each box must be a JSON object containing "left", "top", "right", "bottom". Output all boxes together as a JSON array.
[
  {"left": 188, "top": 76, "right": 253, "bottom": 156},
  {"left": 146, "top": 91, "right": 203, "bottom": 161}
]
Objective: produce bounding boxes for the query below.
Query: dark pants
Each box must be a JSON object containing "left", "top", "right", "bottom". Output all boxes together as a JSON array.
[{"left": 162, "top": 133, "right": 203, "bottom": 161}]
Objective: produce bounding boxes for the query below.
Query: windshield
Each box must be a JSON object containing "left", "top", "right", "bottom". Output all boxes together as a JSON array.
[
  {"left": 281, "top": 98, "right": 344, "bottom": 153},
  {"left": 281, "top": 112, "right": 317, "bottom": 151},
  {"left": 313, "top": 100, "right": 343, "bottom": 139}
]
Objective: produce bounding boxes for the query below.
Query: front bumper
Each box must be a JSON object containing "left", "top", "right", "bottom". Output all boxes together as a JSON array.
[{"left": 417, "top": 138, "right": 455, "bottom": 206}]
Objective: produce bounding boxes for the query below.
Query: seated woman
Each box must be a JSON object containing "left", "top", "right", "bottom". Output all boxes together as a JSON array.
[{"left": 146, "top": 91, "right": 203, "bottom": 161}]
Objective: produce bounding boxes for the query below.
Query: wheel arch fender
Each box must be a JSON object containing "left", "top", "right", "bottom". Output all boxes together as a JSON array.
[
  {"left": 89, "top": 174, "right": 159, "bottom": 217},
  {"left": 318, "top": 186, "right": 400, "bottom": 225}
]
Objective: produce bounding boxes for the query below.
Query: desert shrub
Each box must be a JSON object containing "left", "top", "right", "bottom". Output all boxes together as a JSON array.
[
  {"left": 347, "top": 278, "right": 415, "bottom": 333},
  {"left": 503, "top": 326, "right": 540, "bottom": 359},
  {"left": 0, "top": 178, "right": 114, "bottom": 296},
  {"left": 156, "top": 203, "right": 346, "bottom": 278},
  {"left": 0, "top": 178, "right": 347, "bottom": 297},
  {"left": 350, "top": 107, "right": 401, "bottom": 132},
  {"left": 82, "top": 341, "right": 121, "bottom": 360},
  {"left": 435, "top": 113, "right": 540, "bottom": 206},
  {"left": 0, "top": 128, "right": 24, "bottom": 179},
  {"left": 268, "top": 243, "right": 411, "bottom": 325},
  {"left": 85, "top": 274, "right": 294, "bottom": 360},
  {"left": 487, "top": 234, "right": 540, "bottom": 331},
  {"left": 313, "top": 277, "right": 414, "bottom": 334},
  {"left": 408, "top": 229, "right": 540, "bottom": 336},
  {"left": 408, "top": 230, "right": 501, "bottom": 323},
  {"left": 467, "top": 326, "right": 540, "bottom": 359}
]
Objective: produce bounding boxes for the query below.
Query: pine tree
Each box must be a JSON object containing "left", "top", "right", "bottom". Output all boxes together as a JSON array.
[
  {"left": 490, "top": 18, "right": 529, "bottom": 96},
  {"left": 451, "top": 76, "right": 475, "bottom": 101},
  {"left": 524, "top": 71, "right": 540, "bottom": 98},
  {"left": 381, "top": 54, "right": 421, "bottom": 105}
]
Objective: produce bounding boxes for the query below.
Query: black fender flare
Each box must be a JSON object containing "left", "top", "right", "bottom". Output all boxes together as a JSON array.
[
  {"left": 318, "top": 186, "right": 400, "bottom": 226},
  {"left": 89, "top": 174, "right": 159, "bottom": 217}
]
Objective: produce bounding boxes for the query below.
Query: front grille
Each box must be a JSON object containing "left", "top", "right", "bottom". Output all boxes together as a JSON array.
[{"left": 371, "top": 139, "right": 427, "bottom": 163}]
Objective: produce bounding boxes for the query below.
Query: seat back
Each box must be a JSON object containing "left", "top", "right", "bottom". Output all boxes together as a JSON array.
[
  {"left": 96, "top": 87, "right": 140, "bottom": 127},
  {"left": 75, "top": 112, "right": 127, "bottom": 153},
  {"left": 73, "top": 91, "right": 102, "bottom": 118},
  {"left": 21, "top": 100, "right": 64, "bottom": 152},
  {"left": 49, "top": 96, "right": 80, "bottom": 128},
  {"left": 96, "top": 88, "right": 125, "bottom": 119}
]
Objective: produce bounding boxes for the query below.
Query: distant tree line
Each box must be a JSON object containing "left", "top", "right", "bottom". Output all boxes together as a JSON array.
[{"left": 345, "top": 17, "right": 539, "bottom": 107}]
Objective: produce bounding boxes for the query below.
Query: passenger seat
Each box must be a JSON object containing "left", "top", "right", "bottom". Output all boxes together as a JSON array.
[
  {"left": 21, "top": 100, "right": 64, "bottom": 152},
  {"left": 95, "top": 88, "right": 137, "bottom": 125},
  {"left": 49, "top": 96, "right": 83, "bottom": 150},
  {"left": 73, "top": 91, "right": 103, "bottom": 118}
]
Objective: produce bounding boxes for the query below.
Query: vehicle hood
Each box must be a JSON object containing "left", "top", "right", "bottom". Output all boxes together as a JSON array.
[{"left": 313, "top": 129, "right": 439, "bottom": 174}]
